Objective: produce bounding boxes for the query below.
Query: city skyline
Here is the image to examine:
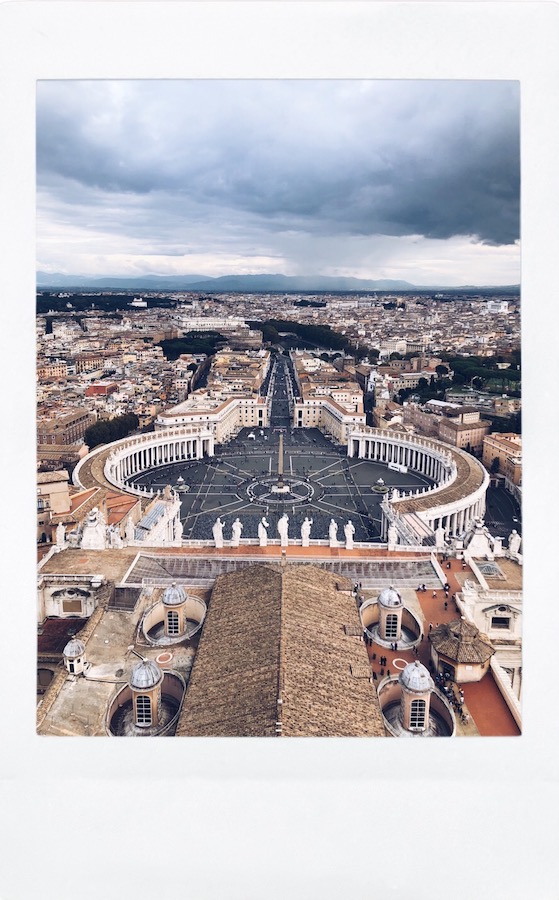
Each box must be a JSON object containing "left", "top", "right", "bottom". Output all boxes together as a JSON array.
[{"left": 37, "top": 79, "right": 520, "bottom": 287}]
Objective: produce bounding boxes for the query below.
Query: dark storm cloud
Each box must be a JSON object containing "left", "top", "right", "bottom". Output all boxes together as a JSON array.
[{"left": 37, "top": 79, "right": 520, "bottom": 258}]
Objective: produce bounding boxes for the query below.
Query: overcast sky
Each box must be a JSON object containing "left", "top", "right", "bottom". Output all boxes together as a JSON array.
[{"left": 36, "top": 79, "right": 520, "bottom": 285}]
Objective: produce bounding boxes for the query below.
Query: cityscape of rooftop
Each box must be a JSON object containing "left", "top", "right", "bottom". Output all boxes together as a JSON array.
[{"left": 36, "top": 67, "right": 523, "bottom": 748}]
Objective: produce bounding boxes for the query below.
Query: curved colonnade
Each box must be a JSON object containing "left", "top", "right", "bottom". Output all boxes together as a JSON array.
[
  {"left": 74, "top": 423, "right": 489, "bottom": 546},
  {"left": 348, "top": 426, "right": 489, "bottom": 541},
  {"left": 73, "top": 425, "right": 215, "bottom": 498}
]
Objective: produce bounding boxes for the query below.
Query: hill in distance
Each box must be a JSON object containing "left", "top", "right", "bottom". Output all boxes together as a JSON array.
[{"left": 36, "top": 271, "right": 520, "bottom": 294}]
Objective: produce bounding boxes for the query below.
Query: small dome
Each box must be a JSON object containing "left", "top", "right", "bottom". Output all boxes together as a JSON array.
[
  {"left": 162, "top": 581, "right": 186, "bottom": 606},
  {"left": 400, "top": 660, "right": 434, "bottom": 694},
  {"left": 63, "top": 637, "right": 85, "bottom": 659},
  {"left": 129, "top": 659, "right": 163, "bottom": 690},
  {"left": 378, "top": 585, "right": 402, "bottom": 608}
]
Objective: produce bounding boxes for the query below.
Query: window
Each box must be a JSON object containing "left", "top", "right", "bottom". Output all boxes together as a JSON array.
[
  {"left": 491, "top": 616, "right": 510, "bottom": 630},
  {"left": 385, "top": 613, "right": 398, "bottom": 639},
  {"left": 136, "top": 694, "right": 152, "bottom": 726},
  {"left": 410, "top": 699, "right": 426, "bottom": 729},
  {"left": 167, "top": 610, "right": 180, "bottom": 635}
]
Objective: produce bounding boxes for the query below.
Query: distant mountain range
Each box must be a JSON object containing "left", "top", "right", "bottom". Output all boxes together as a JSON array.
[{"left": 36, "top": 271, "right": 520, "bottom": 294}]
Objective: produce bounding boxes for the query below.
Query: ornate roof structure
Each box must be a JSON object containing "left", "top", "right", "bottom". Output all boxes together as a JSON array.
[{"left": 430, "top": 618, "right": 495, "bottom": 664}]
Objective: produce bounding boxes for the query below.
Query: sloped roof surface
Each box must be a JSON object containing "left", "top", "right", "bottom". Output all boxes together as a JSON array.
[{"left": 177, "top": 564, "right": 385, "bottom": 737}]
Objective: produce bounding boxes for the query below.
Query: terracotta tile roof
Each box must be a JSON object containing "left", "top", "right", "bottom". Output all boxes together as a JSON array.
[
  {"left": 177, "top": 563, "right": 385, "bottom": 737},
  {"left": 38, "top": 617, "right": 86, "bottom": 654},
  {"left": 430, "top": 618, "right": 495, "bottom": 664}
]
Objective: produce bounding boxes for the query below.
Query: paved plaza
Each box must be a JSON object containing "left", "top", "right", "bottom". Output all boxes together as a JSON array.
[
  {"left": 129, "top": 425, "right": 434, "bottom": 543},
  {"left": 123, "top": 350, "right": 520, "bottom": 544}
]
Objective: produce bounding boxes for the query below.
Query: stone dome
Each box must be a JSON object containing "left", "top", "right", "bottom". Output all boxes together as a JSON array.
[
  {"left": 162, "top": 582, "right": 186, "bottom": 606},
  {"left": 378, "top": 586, "right": 402, "bottom": 608},
  {"left": 63, "top": 637, "right": 85, "bottom": 659},
  {"left": 399, "top": 660, "right": 434, "bottom": 694},
  {"left": 129, "top": 659, "right": 163, "bottom": 690}
]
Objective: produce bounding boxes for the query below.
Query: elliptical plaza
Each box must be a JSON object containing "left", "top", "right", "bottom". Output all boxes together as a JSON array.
[{"left": 37, "top": 352, "right": 522, "bottom": 737}]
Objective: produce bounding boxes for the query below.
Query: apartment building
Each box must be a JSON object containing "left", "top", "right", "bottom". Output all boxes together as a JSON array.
[{"left": 482, "top": 433, "right": 522, "bottom": 485}]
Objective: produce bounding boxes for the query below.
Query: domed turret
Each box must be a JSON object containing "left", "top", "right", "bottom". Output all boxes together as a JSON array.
[
  {"left": 399, "top": 660, "right": 434, "bottom": 733},
  {"left": 129, "top": 658, "right": 163, "bottom": 729},
  {"left": 63, "top": 637, "right": 85, "bottom": 659},
  {"left": 378, "top": 586, "right": 403, "bottom": 608},
  {"left": 162, "top": 582, "right": 187, "bottom": 607},
  {"left": 400, "top": 660, "right": 434, "bottom": 693},
  {"left": 378, "top": 585, "right": 403, "bottom": 643},
  {"left": 63, "top": 637, "right": 86, "bottom": 674},
  {"left": 129, "top": 658, "right": 163, "bottom": 690}
]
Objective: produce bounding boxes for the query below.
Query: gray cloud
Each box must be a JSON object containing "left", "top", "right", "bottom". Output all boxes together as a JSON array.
[{"left": 36, "top": 80, "right": 520, "bottom": 278}]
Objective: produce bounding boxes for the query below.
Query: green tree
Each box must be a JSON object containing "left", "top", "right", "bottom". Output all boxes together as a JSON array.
[{"left": 84, "top": 413, "right": 139, "bottom": 450}]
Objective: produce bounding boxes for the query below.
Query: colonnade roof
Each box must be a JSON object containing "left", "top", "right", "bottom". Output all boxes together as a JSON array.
[
  {"left": 395, "top": 445, "right": 485, "bottom": 514},
  {"left": 353, "top": 428, "right": 486, "bottom": 514}
]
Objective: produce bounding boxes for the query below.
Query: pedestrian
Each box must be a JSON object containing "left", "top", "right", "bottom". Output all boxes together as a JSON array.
[
  {"left": 432, "top": 591, "right": 437, "bottom": 598},
  {"left": 429, "top": 623, "right": 432, "bottom": 632},
  {"left": 386, "top": 669, "right": 390, "bottom": 678},
  {"left": 380, "top": 668, "right": 384, "bottom": 677},
  {"left": 444, "top": 601, "right": 448, "bottom": 610},
  {"left": 394, "top": 641, "right": 398, "bottom": 651},
  {"left": 422, "top": 584, "right": 426, "bottom": 592}
]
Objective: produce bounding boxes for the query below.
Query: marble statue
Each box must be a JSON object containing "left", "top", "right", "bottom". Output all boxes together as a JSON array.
[
  {"left": 435, "top": 523, "right": 447, "bottom": 550},
  {"left": 212, "top": 517, "right": 224, "bottom": 548},
  {"left": 67, "top": 530, "right": 80, "bottom": 549},
  {"left": 174, "top": 517, "right": 183, "bottom": 542},
  {"left": 231, "top": 517, "right": 243, "bottom": 547},
  {"left": 125, "top": 515, "right": 135, "bottom": 544},
  {"left": 387, "top": 522, "right": 398, "bottom": 548},
  {"left": 277, "top": 513, "right": 289, "bottom": 547},
  {"left": 301, "top": 517, "right": 313, "bottom": 547},
  {"left": 329, "top": 518, "right": 338, "bottom": 547},
  {"left": 344, "top": 520, "right": 355, "bottom": 550},
  {"left": 55, "top": 522, "right": 66, "bottom": 548},
  {"left": 108, "top": 525, "right": 123, "bottom": 549},
  {"left": 258, "top": 517, "right": 270, "bottom": 547},
  {"left": 508, "top": 529, "right": 521, "bottom": 556},
  {"left": 80, "top": 506, "right": 108, "bottom": 550}
]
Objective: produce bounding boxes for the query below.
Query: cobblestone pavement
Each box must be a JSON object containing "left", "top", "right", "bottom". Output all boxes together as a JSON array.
[{"left": 129, "top": 426, "right": 433, "bottom": 543}]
